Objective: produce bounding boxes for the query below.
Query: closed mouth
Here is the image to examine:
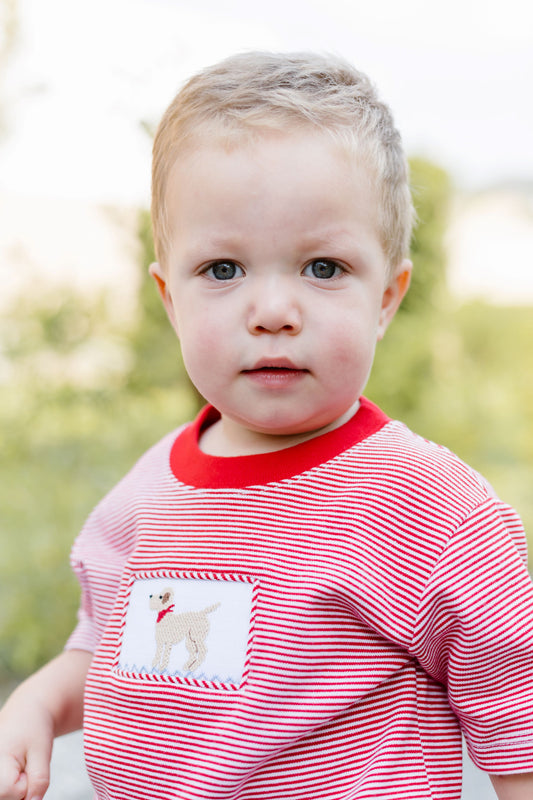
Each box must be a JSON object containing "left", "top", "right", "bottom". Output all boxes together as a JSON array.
[
  {"left": 243, "top": 358, "right": 307, "bottom": 373},
  {"left": 244, "top": 366, "right": 305, "bottom": 372},
  {"left": 242, "top": 366, "right": 309, "bottom": 376},
  {"left": 241, "top": 364, "right": 309, "bottom": 386}
]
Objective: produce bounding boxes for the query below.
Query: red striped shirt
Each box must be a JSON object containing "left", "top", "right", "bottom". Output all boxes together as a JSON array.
[{"left": 67, "top": 398, "right": 533, "bottom": 799}]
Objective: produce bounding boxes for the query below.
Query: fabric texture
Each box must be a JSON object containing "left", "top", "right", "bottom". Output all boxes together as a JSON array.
[{"left": 67, "top": 398, "right": 533, "bottom": 799}]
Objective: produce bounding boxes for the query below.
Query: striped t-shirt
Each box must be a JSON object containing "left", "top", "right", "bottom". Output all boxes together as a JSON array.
[{"left": 67, "top": 398, "right": 533, "bottom": 799}]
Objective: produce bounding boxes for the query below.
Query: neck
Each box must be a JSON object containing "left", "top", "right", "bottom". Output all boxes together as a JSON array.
[{"left": 199, "top": 400, "right": 361, "bottom": 457}]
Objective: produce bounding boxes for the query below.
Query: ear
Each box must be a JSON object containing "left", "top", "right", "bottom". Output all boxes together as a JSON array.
[
  {"left": 162, "top": 588, "right": 174, "bottom": 605},
  {"left": 377, "top": 259, "right": 412, "bottom": 340},
  {"left": 149, "top": 262, "right": 180, "bottom": 337}
]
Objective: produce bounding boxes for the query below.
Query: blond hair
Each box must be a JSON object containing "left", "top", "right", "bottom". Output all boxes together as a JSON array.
[{"left": 152, "top": 51, "right": 414, "bottom": 271}]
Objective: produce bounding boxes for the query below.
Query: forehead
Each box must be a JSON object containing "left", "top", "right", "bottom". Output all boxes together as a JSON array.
[{"left": 166, "top": 129, "right": 378, "bottom": 220}]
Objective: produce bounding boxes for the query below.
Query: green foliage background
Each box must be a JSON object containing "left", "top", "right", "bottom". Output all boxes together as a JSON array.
[{"left": 1, "top": 157, "right": 532, "bottom": 682}]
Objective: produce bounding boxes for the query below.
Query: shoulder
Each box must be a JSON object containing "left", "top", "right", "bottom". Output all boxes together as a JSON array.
[
  {"left": 104, "top": 424, "right": 188, "bottom": 501},
  {"left": 73, "top": 422, "right": 190, "bottom": 552},
  {"left": 338, "top": 416, "right": 493, "bottom": 523},
  {"left": 385, "top": 419, "right": 489, "bottom": 484},
  {"left": 361, "top": 417, "right": 527, "bottom": 561}
]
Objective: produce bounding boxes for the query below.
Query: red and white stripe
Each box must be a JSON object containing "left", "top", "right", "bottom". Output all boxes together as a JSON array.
[{"left": 67, "top": 398, "right": 533, "bottom": 799}]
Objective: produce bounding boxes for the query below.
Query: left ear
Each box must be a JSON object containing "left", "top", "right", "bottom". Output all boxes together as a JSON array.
[
  {"left": 377, "top": 259, "right": 412, "bottom": 340},
  {"left": 149, "top": 261, "right": 180, "bottom": 338}
]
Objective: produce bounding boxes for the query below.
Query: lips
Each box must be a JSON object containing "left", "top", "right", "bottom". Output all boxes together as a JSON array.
[
  {"left": 241, "top": 358, "right": 309, "bottom": 387},
  {"left": 243, "top": 357, "right": 305, "bottom": 372}
]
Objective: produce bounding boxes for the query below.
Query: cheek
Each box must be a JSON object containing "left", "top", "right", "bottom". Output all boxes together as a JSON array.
[
  {"left": 177, "top": 311, "right": 233, "bottom": 375},
  {"left": 315, "top": 315, "right": 379, "bottom": 393},
  {"left": 324, "top": 314, "right": 378, "bottom": 362},
  {"left": 330, "top": 342, "right": 375, "bottom": 378}
]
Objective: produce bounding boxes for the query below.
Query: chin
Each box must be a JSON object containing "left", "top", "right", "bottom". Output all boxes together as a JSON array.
[{"left": 244, "top": 413, "right": 336, "bottom": 438}]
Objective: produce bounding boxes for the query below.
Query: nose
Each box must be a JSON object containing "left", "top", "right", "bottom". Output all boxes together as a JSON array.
[{"left": 246, "top": 276, "right": 303, "bottom": 335}]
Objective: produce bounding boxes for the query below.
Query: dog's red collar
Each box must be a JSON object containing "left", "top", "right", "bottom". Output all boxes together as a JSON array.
[{"left": 156, "top": 604, "right": 175, "bottom": 623}]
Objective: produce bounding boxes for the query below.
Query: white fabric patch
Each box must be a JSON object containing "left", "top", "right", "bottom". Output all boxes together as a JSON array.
[{"left": 116, "top": 574, "right": 255, "bottom": 687}]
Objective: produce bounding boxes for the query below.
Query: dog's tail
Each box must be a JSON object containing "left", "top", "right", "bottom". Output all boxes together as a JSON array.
[{"left": 204, "top": 602, "right": 221, "bottom": 614}]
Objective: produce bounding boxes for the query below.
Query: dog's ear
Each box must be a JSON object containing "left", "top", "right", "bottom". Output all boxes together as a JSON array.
[{"left": 162, "top": 588, "right": 173, "bottom": 605}]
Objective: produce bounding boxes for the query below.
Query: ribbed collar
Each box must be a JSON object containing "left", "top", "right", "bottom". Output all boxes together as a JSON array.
[{"left": 170, "top": 397, "right": 389, "bottom": 489}]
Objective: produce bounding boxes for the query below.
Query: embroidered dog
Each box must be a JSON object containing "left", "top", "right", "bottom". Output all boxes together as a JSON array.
[{"left": 149, "top": 587, "right": 220, "bottom": 673}]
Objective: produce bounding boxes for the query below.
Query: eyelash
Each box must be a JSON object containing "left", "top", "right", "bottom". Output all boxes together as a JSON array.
[
  {"left": 303, "top": 259, "right": 344, "bottom": 280},
  {"left": 203, "top": 261, "right": 244, "bottom": 281},
  {"left": 202, "top": 258, "right": 345, "bottom": 281}
]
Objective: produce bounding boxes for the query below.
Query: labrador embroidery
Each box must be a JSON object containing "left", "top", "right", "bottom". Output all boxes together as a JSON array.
[{"left": 149, "top": 587, "right": 221, "bottom": 673}]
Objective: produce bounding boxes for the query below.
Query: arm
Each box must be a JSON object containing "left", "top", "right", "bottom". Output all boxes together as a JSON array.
[
  {"left": 491, "top": 773, "right": 533, "bottom": 800},
  {"left": 0, "top": 649, "right": 92, "bottom": 800}
]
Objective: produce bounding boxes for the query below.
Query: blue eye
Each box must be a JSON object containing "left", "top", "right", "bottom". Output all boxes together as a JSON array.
[
  {"left": 205, "top": 261, "right": 244, "bottom": 280},
  {"left": 304, "top": 259, "right": 342, "bottom": 279}
]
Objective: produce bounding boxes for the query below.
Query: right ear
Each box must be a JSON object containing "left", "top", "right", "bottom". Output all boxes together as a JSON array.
[{"left": 149, "top": 262, "right": 180, "bottom": 337}]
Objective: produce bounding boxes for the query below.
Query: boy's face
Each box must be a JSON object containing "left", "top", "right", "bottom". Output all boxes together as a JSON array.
[{"left": 151, "top": 131, "right": 411, "bottom": 453}]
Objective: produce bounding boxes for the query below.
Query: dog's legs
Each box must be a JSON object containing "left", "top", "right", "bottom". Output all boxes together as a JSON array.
[
  {"left": 152, "top": 642, "right": 163, "bottom": 672},
  {"left": 160, "top": 642, "right": 173, "bottom": 673},
  {"left": 184, "top": 631, "right": 207, "bottom": 672}
]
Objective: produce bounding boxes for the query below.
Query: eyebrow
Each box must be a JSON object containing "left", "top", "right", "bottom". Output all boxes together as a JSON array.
[
  {"left": 298, "top": 226, "right": 371, "bottom": 255},
  {"left": 186, "top": 231, "right": 247, "bottom": 252},
  {"left": 176, "top": 223, "right": 373, "bottom": 265}
]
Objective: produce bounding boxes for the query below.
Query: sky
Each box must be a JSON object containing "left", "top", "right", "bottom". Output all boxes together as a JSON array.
[{"left": 1, "top": 0, "right": 532, "bottom": 206}]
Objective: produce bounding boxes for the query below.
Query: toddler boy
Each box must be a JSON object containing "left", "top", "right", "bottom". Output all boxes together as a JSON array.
[{"left": 0, "top": 51, "right": 532, "bottom": 800}]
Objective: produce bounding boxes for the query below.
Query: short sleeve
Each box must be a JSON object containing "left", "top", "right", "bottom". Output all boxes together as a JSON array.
[
  {"left": 411, "top": 499, "right": 533, "bottom": 774},
  {"left": 65, "top": 502, "right": 137, "bottom": 654},
  {"left": 66, "top": 528, "right": 98, "bottom": 652}
]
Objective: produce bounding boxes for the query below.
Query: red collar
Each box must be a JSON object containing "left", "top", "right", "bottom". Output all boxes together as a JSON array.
[
  {"left": 169, "top": 397, "right": 389, "bottom": 489},
  {"left": 157, "top": 604, "right": 175, "bottom": 623}
]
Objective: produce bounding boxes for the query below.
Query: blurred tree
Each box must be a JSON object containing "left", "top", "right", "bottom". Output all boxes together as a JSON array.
[
  {"left": 125, "top": 210, "right": 204, "bottom": 408},
  {"left": 3, "top": 289, "right": 107, "bottom": 359},
  {"left": 366, "top": 157, "right": 452, "bottom": 419},
  {"left": 124, "top": 211, "right": 180, "bottom": 389},
  {"left": 402, "top": 157, "right": 451, "bottom": 314}
]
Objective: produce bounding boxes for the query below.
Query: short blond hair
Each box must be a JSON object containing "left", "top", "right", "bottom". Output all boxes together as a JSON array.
[{"left": 152, "top": 51, "right": 414, "bottom": 271}]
